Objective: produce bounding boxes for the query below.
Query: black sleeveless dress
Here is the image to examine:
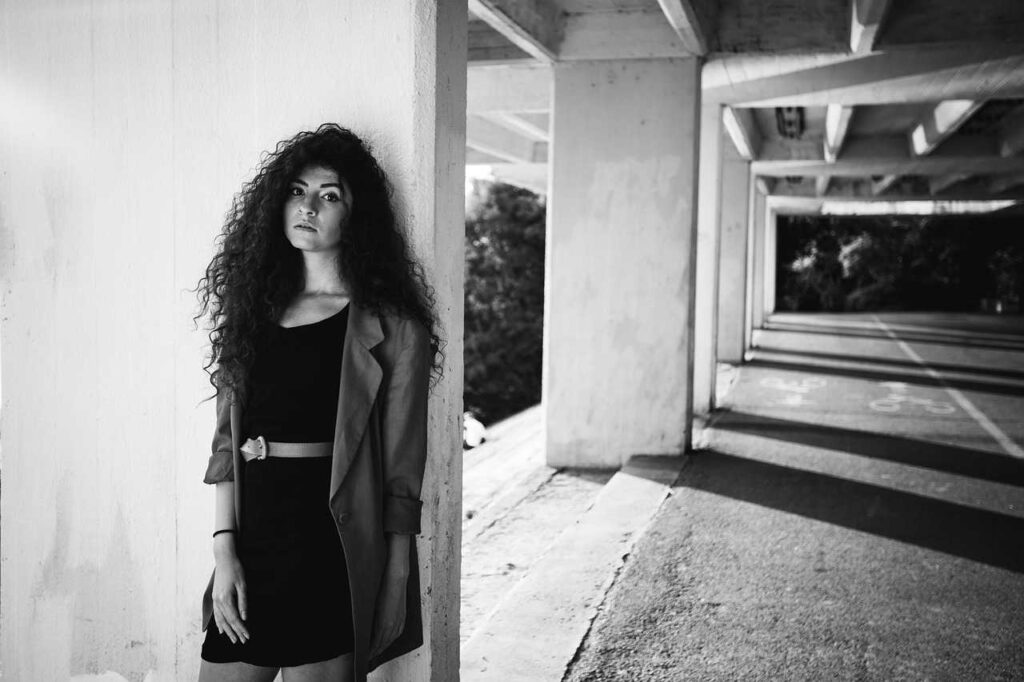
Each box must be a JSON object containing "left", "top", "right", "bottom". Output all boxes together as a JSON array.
[{"left": 201, "top": 304, "right": 355, "bottom": 667}]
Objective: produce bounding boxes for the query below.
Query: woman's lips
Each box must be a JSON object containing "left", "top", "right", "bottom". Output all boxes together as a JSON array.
[{"left": 295, "top": 223, "right": 316, "bottom": 231}]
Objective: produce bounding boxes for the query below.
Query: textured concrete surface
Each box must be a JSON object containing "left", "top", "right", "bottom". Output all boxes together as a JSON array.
[
  {"left": 0, "top": 3, "right": 465, "bottom": 680},
  {"left": 566, "top": 313, "right": 1024, "bottom": 681},
  {"left": 462, "top": 456, "right": 685, "bottom": 681},
  {"left": 545, "top": 57, "right": 701, "bottom": 468}
]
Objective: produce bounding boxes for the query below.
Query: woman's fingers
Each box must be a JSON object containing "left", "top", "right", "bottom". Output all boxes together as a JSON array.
[
  {"left": 213, "top": 588, "right": 249, "bottom": 643},
  {"left": 236, "top": 579, "right": 248, "bottom": 622},
  {"left": 212, "top": 601, "right": 238, "bottom": 644}
]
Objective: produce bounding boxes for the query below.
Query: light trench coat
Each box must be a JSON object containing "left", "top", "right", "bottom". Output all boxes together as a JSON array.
[{"left": 201, "top": 301, "right": 431, "bottom": 681}]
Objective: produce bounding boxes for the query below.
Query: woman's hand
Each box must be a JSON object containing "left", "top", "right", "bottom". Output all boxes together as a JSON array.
[
  {"left": 212, "top": 535, "right": 250, "bottom": 645},
  {"left": 369, "top": 534, "right": 411, "bottom": 659}
]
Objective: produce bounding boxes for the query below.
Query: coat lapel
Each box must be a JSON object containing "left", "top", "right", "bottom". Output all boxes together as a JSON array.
[{"left": 330, "top": 300, "right": 384, "bottom": 510}]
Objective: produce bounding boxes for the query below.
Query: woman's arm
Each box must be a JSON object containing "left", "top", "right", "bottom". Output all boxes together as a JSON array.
[{"left": 210, "top": 481, "right": 249, "bottom": 644}]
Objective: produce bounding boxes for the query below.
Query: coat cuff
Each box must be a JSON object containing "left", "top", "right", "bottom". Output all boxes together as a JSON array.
[
  {"left": 203, "top": 450, "right": 234, "bottom": 484},
  {"left": 383, "top": 494, "right": 423, "bottom": 535}
]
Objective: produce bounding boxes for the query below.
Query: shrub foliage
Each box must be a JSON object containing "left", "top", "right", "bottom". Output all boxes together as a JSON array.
[{"left": 464, "top": 181, "right": 546, "bottom": 424}]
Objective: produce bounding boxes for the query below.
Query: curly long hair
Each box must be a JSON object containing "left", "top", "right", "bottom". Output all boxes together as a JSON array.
[{"left": 194, "top": 123, "right": 443, "bottom": 403}]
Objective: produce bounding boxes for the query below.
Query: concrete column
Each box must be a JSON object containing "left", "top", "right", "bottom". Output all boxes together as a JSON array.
[
  {"left": 742, "top": 178, "right": 760, "bottom": 354},
  {"left": 716, "top": 145, "right": 752, "bottom": 365},
  {"left": 0, "top": 2, "right": 465, "bottom": 681},
  {"left": 749, "top": 189, "right": 769, "bottom": 337},
  {"left": 544, "top": 58, "right": 702, "bottom": 468},
  {"left": 692, "top": 103, "right": 724, "bottom": 416},
  {"left": 765, "top": 208, "right": 779, "bottom": 316}
]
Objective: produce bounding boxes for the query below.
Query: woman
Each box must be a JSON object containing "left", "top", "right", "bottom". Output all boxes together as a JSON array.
[{"left": 193, "top": 123, "right": 442, "bottom": 682}]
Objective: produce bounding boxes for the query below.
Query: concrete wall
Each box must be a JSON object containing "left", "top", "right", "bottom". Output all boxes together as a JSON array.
[
  {"left": 750, "top": 190, "right": 768, "bottom": 335},
  {"left": 545, "top": 58, "right": 701, "bottom": 468},
  {"left": 0, "top": 2, "right": 465, "bottom": 680},
  {"left": 716, "top": 146, "right": 751, "bottom": 364},
  {"left": 692, "top": 102, "right": 723, "bottom": 416}
]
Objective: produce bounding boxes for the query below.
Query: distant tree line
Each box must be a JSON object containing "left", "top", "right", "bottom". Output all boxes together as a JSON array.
[
  {"left": 464, "top": 181, "right": 545, "bottom": 425},
  {"left": 777, "top": 214, "right": 1024, "bottom": 313}
]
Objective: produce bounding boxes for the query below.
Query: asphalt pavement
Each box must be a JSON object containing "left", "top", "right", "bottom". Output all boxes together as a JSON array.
[{"left": 565, "top": 312, "right": 1024, "bottom": 681}]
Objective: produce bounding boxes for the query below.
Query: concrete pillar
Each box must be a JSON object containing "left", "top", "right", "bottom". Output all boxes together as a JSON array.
[
  {"left": 749, "top": 189, "right": 769, "bottom": 338},
  {"left": 716, "top": 145, "right": 752, "bottom": 364},
  {"left": 544, "top": 58, "right": 701, "bottom": 468},
  {"left": 0, "top": 2, "right": 465, "bottom": 681},
  {"left": 742, "top": 178, "right": 760, "bottom": 354},
  {"left": 692, "top": 103, "right": 724, "bottom": 416},
  {"left": 765, "top": 208, "right": 779, "bottom": 316}
]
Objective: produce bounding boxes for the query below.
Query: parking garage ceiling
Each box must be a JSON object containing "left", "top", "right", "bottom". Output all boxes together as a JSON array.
[{"left": 465, "top": 0, "right": 1024, "bottom": 203}]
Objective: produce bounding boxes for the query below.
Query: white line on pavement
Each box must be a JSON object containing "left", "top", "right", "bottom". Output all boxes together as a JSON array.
[{"left": 872, "top": 315, "right": 1024, "bottom": 459}]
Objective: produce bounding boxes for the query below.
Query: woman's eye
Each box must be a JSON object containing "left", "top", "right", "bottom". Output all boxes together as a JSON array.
[
  {"left": 289, "top": 186, "right": 303, "bottom": 196},
  {"left": 323, "top": 192, "right": 341, "bottom": 202}
]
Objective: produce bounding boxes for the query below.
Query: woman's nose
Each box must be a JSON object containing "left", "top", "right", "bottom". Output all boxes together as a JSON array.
[{"left": 298, "top": 196, "right": 317, "bottom": 215}]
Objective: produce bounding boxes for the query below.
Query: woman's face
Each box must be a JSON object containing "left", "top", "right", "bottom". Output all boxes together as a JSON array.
[{"left": 283, "top": 165, "right": 352, "bottom": 254}]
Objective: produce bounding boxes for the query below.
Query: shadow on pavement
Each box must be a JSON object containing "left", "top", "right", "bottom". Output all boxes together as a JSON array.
[
  {"left": 746, "top": 357, "right": 1024, "bottom": 397},
  {"left": 754, "top": 346, "right": 1024, "bottom": 381},
  {"left": 680, "top": 449, "right": 1024, "bottom": 574},
  {"left": 713, "top": 411, "right": 1024, "bottom": 487}
]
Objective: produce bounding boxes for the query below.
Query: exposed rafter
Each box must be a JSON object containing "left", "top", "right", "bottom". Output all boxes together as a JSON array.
[
  {"left": 929, "top": 173, "right": 970, "bottom": 195},
  {"left": 823, "top": 104, "right": 854, "bottom": 163},
  {"left": 910, "top": 99, "right": 984, "bottom": 157},
  {"left": 849, "top": 0, "right": 893, "bottom": 54},
  {"left": 468, "top": 0, "right": 565, "bottom": 63},
  {"left": 754, "top": 177, "right": 774, "bottom": 195},
  {"left": 722, "top": 106, "right": 761, "bottom": 161},
  {"left": 468, "top": 65, "right": 551, "bottom": 115},
  {"left": 754, "top": 151, "right": 1024, "bottom": 178},
  {"left": 815, "top": 176, "right": 831, "bottom": 197},
  {"left": 704, "top": 46, "right": 1024, "bottom": 107},
  {"left": 655, "top": 0, "right": 711, "bottom": 56},
  {"left": 999, "top": 105, "right": 1024, "bottom": 157},
  {"left": 480, "top": 111, "right": 549, "bottom": 141},
  {"left": 466, "top": 115, "right": 546, "bottom": 164}
]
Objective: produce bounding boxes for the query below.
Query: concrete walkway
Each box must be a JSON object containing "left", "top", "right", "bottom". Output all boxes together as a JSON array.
[{"left": 564, "top": 313, "right": 1024, "bottom": 681}]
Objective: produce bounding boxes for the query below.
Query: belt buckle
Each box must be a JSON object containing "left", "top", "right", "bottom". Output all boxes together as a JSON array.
[{"left": 242, "top": 435, "right": 268, "bottom": 460}]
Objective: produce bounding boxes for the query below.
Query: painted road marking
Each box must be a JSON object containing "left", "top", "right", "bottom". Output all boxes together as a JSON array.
[
  {"left": 869, "top": 381, "right": 956, "bottom": 415},
  {"left": 872, "top": 315, "right": 1024, "bottom": 459},
  {"left": 760, "top": 376, "right": 825, "bottom": 406}
]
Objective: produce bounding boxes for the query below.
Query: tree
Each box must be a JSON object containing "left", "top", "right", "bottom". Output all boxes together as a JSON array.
[{"left": 464, "top": 180, "right": 546, "bottom": 424}]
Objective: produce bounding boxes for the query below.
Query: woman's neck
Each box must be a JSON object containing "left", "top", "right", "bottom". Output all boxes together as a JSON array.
[{"left": 299, "top": 250, "right": 349, "bottom": 296}]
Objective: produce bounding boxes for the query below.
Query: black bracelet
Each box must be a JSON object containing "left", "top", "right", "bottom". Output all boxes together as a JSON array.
[{"left": 212, "top": 528, "right": 236, "bottom": 538}]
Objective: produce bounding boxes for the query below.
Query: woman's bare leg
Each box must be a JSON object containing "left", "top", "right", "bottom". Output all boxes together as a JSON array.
[
  {"left": 282, "top": 653, "right": 354, "bottom": 682},
  {"left": 198, "top": 660, "right": 280, "bottom": 682}
]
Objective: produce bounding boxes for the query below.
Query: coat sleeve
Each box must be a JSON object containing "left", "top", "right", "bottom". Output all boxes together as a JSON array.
[
  {"left": 379, "top": 317, "right": 432, "bottom": 535},
  {"left": 203, "top": 387, "right": 235, "bottom": 484}
]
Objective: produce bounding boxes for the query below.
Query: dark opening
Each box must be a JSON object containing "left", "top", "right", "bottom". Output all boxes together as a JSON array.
[{"left": 775, "top": 214, "right": 1024, "bottom": 314}]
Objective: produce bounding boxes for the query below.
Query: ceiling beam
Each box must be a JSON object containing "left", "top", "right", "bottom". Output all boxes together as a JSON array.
[
  {"left": 704, "top": 45, "right": 1024, "bottom": 107},
  {"left": 722, "top": 106, "right": 761, "bottom": 161},
  {"left": 655, "top": 0, "right": 711, "bottom": 55},
  {"left": 468, "top": 0, "right": 565, "bottom": 63},
  {"left": 999, "top": 105, "right": 1024, "bottom": 157},
  {"left": 468, "top": 65, "right": 551, "bottom": 115},
  {"left": 815, "top": 176, "right": 831, "bottom": 197},
  {"left": 849, "top": 0, "right": 893, "bottom": 54},
  {"left": 910, "top": 99, "right": 984, "bottom": 157},
  {"left": 466, "top": 116, "right": 546, "bottom": 163},
  {"left": 754, "top": 152, "right": 1024, "bottom": 178},
  {"left": 929, "top": 173, "right": 971, "bottom": 195},
  {"left": 479, "top": 111, "right": 549, "bottom": 141},
  {"left": 823, "top": 104, "right": 854, "bottom": 163},
  {"left": 557, "top": 9, "right": 690, "bottom": 60},
  {"left": 871, "top": 175, "right": 898, "bottom": 195}
]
